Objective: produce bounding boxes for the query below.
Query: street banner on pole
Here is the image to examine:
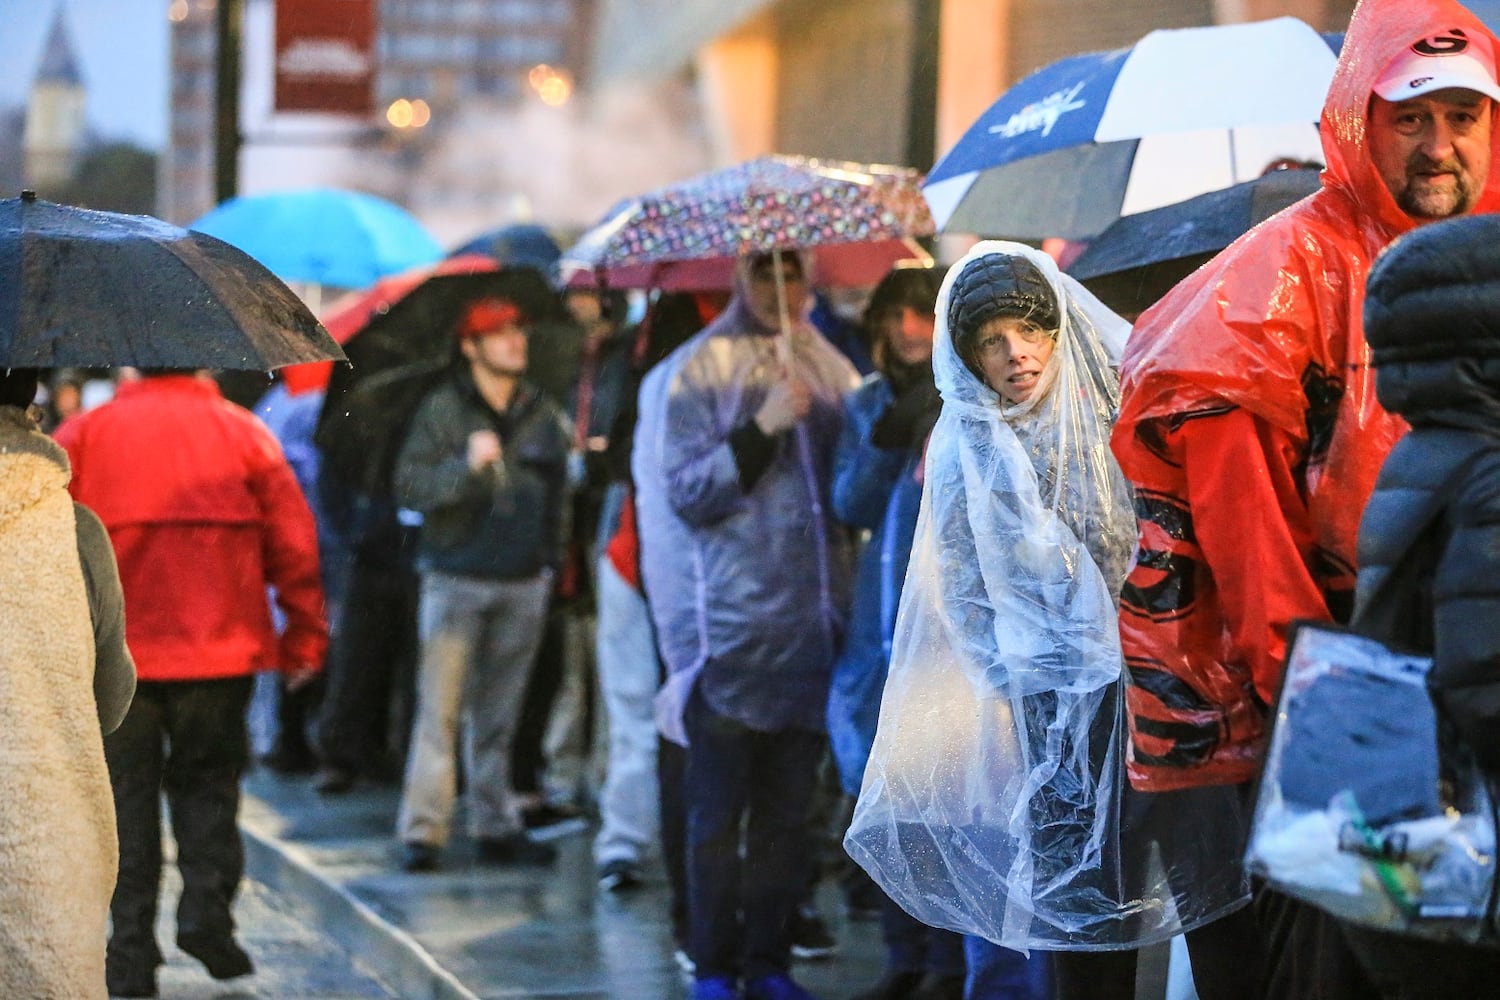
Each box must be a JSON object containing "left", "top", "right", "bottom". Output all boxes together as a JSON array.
[{"left": 274, "top": 0, "right": 375, "bottom": 114}]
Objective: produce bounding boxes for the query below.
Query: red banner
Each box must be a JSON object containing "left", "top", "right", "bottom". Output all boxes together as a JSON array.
[{"left": 275, "top": 0, "right": 376, "bottom": 115}]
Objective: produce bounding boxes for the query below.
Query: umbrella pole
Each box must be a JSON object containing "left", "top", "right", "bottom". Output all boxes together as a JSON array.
[{"left": 772, "top": 247, "right": 793, "bottom": 368}]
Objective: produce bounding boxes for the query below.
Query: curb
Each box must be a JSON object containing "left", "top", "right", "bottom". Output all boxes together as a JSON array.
[{"left": 239, "top": 798, "right": 480, "bottom": 1000}]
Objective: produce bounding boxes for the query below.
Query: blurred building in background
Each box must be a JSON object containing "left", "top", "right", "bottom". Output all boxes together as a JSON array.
[{"left": 157, "top": 0, "right": 1359, "bottom": 244}]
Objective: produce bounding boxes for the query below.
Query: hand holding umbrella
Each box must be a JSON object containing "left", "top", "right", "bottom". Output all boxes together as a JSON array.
[{"left": 755, "top": 374, "right": 812, "bottom": 435}]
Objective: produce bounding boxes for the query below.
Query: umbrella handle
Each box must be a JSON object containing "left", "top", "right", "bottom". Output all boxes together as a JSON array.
[{"left": 772, "top": 247, "right": 793, "bottom": 370}]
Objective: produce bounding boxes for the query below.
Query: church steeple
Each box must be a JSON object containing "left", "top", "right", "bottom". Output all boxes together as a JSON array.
[
  {"left": 23, "top": 2, "right": 88, "bottom": 194},
  {"left": 36, "top": 6, "right": 84, "bottom": 87}
]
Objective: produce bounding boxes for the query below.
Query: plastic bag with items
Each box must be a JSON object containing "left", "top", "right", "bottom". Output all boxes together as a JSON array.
[
  {"left": 845, "top": 241, "right": 1208, "bottom": 951},
  {"left": 1246, "top": 622, "right": 1498, "bottom": 943}
]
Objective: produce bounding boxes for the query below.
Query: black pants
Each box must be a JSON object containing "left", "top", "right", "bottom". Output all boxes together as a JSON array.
[
  {"left": 106, "top": 676, "right": 255, "bottom": 971},
  {"left": 683, "top": 690, "right": 825, "bottom": 981},
  {"left": 659, "top": 735, "right": 690, "bottom": 947},
  {"left": 316, "top": 553, "right": 419, "bottom": 775}
]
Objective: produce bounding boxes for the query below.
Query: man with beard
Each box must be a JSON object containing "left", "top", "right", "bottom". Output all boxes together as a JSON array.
[{"left": 1109, "top": 0, "right": 1500, "bottom": 995}]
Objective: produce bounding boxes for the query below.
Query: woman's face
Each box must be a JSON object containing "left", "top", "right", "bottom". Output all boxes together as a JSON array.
[
  {"left": 971, "top": 315, "right": 1056, "bottom": 405},
  {"left": 880, "top": 305, "right": 936, "bottom": 367}
]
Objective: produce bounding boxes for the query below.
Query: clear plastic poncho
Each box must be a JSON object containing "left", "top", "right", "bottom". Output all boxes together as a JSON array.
[{"left": 844, "top": 241, "right": 1188, "bottom": 950}]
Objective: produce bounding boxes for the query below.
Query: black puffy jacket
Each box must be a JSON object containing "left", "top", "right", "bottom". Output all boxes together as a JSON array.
[{"left": 1355, "top": 215, "right": 1500, "bottom": 779}]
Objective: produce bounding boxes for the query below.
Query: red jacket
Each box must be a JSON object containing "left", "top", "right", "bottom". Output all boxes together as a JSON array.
[
  {"left": 55, "top": 376, "right": 327, "bottom": 682},
  {"left": 1110, "top": 0, "right": 1500, "bottom": 791}
]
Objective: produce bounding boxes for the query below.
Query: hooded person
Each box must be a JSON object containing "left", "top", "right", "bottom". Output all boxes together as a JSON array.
[
  {"left": 0, "top": 368, "right": 135, "bottom": 999},
  {"left": 633, "top": 248, "right": 859, "bottom": 1000},
  {"left": 1336, "top": 211, "right": 1500, "bottom": 998},
  {"left": 845, "top": 243, "right": 1228, "bottom": 998},
  {"left": 1110, "top": 0, "right": 1500, "bottom": 994}
]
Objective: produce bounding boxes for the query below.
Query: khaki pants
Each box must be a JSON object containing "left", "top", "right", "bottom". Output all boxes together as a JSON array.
[{"left": 397, "top": 570, "right": 551, "bottom": 846}]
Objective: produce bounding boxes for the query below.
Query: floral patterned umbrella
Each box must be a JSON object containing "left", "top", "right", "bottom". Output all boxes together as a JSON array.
[{"left": 560, "top": 155, "right": 935, "bottom": 287}]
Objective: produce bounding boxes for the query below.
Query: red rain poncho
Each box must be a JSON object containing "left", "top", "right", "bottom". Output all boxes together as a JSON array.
[{"left": 1111, "top": 0, "right": 1500, "bottom": 791}]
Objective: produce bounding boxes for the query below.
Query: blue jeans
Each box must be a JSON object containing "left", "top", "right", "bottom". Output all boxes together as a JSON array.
[
  {"left": 965, "top": 935, "right": 1049, "bottom": 1000},
  {"left": 684, "top": 688, "right": 825, "bottom": 981}
]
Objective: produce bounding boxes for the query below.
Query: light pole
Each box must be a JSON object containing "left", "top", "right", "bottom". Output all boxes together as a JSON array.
[{"left": 215, "top": 0, "right": 244, "bottom": 204}]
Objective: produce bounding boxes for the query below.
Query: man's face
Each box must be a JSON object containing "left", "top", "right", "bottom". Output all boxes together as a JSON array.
[
  {"left": 461, "top": 322, "right": 529, "bottom": 378},
  {"left": 1369, "top": 88, "right": 1493, "bottom": 219},
  {"left": 743, "top": 256, "right": 808, "bottom": 331}
]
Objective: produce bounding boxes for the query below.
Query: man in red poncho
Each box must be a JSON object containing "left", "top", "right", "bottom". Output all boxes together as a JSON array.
[
  {"left": 56, "top": 369, "right": 327, "bottom": 998},
  {"left": 1111, "top": 0, "right": 1500, "bottom": 995}
]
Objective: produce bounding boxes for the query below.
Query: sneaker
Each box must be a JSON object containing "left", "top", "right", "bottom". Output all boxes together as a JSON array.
[
  {"left": 745, "top": 972, "right": 820, "bottom": 1000},
  {"left": 788, "top": 906, "right": 838, "bottom": 960},
  {"left": 313, "top": 765, "right": 357, "bottom": 795},
  {"left": 176, "top": 932, "right": 254, "bottom": 980},
  {"left": 850, "top": 970, "right": 924, "bottom": 1000},
  {"left": 596, "top": 858, "right": 644, "bottom": 893},
  {"left": 521, "top": 802, "right": 588, "bottom": 841},
  {"left": 693, "top": 975, "right": 739, "bottom": 1000},
  {"left": 475, "top": 832, "right": 558, "bottom": 866},
  {"left": 400, "top": 841, "right": 441, "bottom": 872}
]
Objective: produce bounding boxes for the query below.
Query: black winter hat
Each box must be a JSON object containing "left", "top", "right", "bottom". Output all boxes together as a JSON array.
[
  {"left": 1365, "top": 214, "right": 1500, "bottom": 365},
  {"left": 947, "top": 253, "right": 1060, "bottom": 356}
]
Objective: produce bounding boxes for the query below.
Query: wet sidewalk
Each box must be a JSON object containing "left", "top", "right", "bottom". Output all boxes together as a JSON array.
[{"left": 238, "top": 770, "right": 886, "bottom": 999}]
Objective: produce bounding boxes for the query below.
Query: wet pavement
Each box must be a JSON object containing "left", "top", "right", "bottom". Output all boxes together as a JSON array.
[
  {"left": 145, "top": 862, "right": 396, "bottom": 999},
  {"left": 237, "top": 769, "right": 888, "bottom": 1000}
]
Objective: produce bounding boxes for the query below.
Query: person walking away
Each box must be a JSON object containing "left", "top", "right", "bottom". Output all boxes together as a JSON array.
[
  {"left": 55, "top": 367, "right": 326, "bottom": 999},
  {"left": 1110, "top": 0, "right": 1500, "bottom": 994},
  {"left": 0, "top": 368, "right": 135, "bottom": 1000},
  {"left": 392, "top": 296, "right": 573, "bottom": 872},
  {"left": 634, "top": 249, "right": 859, "bottom": 1000}
]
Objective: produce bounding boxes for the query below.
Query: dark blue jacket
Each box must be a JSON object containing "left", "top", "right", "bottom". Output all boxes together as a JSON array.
[{"left": 827, "top": 374, "right": 925, "bottom": 794}]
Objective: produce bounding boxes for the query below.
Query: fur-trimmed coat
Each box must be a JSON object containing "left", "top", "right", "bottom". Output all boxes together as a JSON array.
[{"left": 0, "top": 406, "right": 135, "bottom": 998}]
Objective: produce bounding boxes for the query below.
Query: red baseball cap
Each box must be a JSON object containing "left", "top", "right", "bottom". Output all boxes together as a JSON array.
[{"left": 455, "top": 297, "right": 526, "bottom": 339}]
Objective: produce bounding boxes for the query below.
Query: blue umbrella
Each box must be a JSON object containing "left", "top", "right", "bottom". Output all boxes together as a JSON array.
[
  {"left": 190, "top": 187, "right": 444, "bottom": 289},
  {"left": 924, "top": 17, "right": 1339, "bottom": 240},
  {"left": 448, "top": 222, "right": 562, "bottom": 271}
]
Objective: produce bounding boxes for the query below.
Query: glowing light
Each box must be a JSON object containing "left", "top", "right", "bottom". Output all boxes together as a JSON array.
[
  {"left": 168, "top": 0, "right": 189, "bottom": 21},
  {"left": 386, "top": 99, "right": 413, "bottom": 128},
  {"left": 528, "top": 65, "right": 573, "bottom": 107},
  {"left": 387, "top": 98, "right": 431, "bottom": 130},
  {"left": 538, "top": 76, "right": 571, "bottom": 105}
]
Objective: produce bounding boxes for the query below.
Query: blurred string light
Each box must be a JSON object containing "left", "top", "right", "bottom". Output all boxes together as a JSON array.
[
  {"left": 167, "top": 0, "right": 189, "bottom": 21},
  {"left": 527, "top": 64, "right": 572, "bottom": 106},
  {"left": 386, "top": 98, "right": 432, "bottom": 129}
]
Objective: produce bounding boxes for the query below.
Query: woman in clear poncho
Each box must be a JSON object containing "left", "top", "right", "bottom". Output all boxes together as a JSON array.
[{"left": 846, "top": 242, "right": 1234, "bottom": 988}]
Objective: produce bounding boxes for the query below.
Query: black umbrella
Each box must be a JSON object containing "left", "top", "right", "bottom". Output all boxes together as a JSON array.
[
  {"left": 1067, "top": 167, "right": 1322, "bottom": 318},
  {"left": 1, "top": 191, "right": 344, "bottom": 369},
  {"left": 315, "top": 266, "right": 580, "bottom": 496}
]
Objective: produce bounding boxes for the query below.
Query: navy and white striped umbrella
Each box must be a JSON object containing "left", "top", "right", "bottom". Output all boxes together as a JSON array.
[{"left": 924, "top": 17, "right": 1340, "bottom": 240}]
